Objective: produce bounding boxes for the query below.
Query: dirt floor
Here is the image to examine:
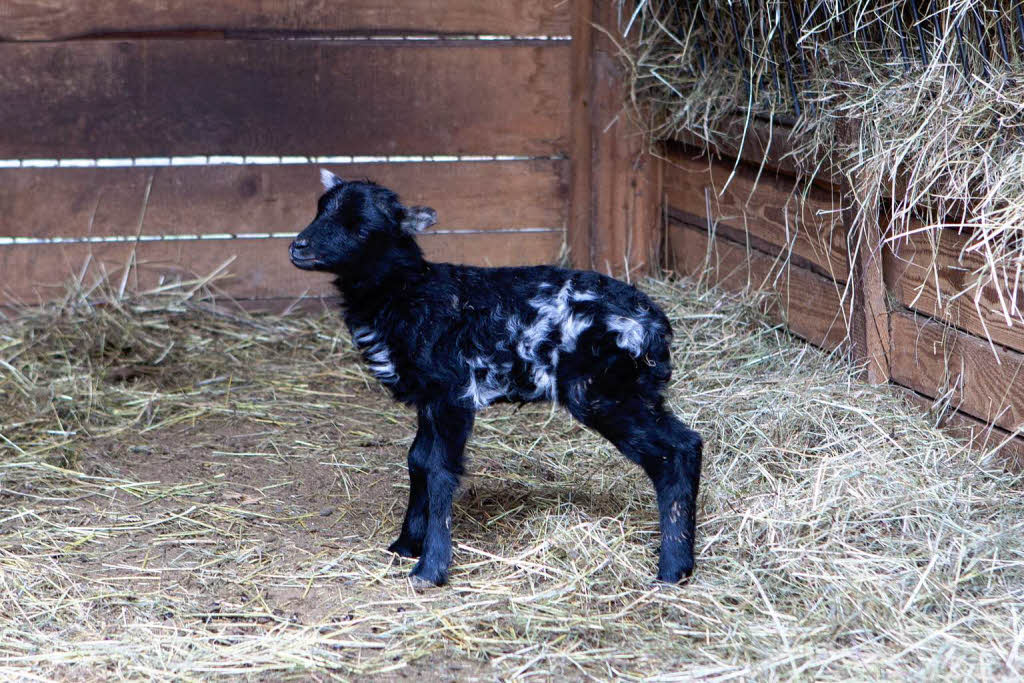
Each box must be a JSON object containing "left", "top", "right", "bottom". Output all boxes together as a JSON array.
[{"left": 2, "top": 277, "right": 1023, "bottom": 680}]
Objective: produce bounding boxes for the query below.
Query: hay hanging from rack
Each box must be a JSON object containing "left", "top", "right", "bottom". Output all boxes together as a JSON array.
[{"left": 625, "top": 0, "right": 1024, "bottom": 330}]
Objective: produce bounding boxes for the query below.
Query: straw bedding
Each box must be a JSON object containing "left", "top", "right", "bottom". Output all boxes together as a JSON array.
[{"left": 1, "top": 276, "right": 1022, "bottom": 679}]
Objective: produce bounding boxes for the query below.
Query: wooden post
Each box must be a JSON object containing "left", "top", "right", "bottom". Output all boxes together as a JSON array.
[
  {"left": 570, "top": 0, "right": 661, "bottom": 280},
  {"left": 844, "top": 122, "right": 891, "bottom": 383},
  {"left": 850, "top": 199, "right": 891, "bottom": 383}
]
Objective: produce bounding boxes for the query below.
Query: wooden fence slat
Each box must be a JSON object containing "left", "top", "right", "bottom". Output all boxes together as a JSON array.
[
  {"left": 568, "top": 0, "right": 660, "bottom": 278},
  {"left": 0, "top": 161, "right": 568, "bottom": 238},
  {"left": 668, "top": 221, "right": 848, "bottom": 350},
  {"left": 889, "top": 310, "right": 1024, "bottom": 434},
  {"left": 1, "top": 0, "right": 569, "bottom": 41},
  {"left": 0, "top": 41, "right": 569, "bottom": 158},
  {"left": 0, "top": 232, "right": 565, "bottom": 305},
  {"left": 884, "top": 227, "right": 1024, "bottom": 354},
  {"left": 663, "top": 148, "right": 848, "bottom": 281}
]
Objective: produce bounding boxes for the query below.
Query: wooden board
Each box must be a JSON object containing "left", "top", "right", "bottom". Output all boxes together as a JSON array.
[
  {"left": 0, "top": 160, "right": 568, "bottom": 238},
  {"left": 663, "top": 148, "right": 848, "bottom": 281},
  {"left": 567, "top": 0, "right": 594, "bottom": 272},
  {"left": 884, "top": 226, "right": 1024, "bottom": 354},
  {"left": 898, "top": 387, "right": 1024, "bottom": 472},
  {"left": 0, "top": 232, "right": 565, "bottom": 305},
  {"left": 667, "top": 119, "right": 845, "bottom": 191},
  {"left": 889, "top": 311, "right": 1024, "bottom": 434},
  {"left": 668, "top": 221, "right": 848, "bottom": 350},
  {"left": 1, "top": 0, "right": 569, "bottom": 40},
  {"left": 0, "top": 41, "right": 569, "bottom": 158},
  {"left": 666, "top": 118, "right": 914, "bottom": 199}
]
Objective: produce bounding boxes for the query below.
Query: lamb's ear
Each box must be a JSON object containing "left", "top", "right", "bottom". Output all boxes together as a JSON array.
[
  {"left": 400, "top": 206, "right": 437, "bottom": 234},
  {"left": 320, "top": 168, "right": 343, "bottom": 191}
]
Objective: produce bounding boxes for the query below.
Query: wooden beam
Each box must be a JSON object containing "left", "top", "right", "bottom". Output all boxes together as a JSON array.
[
  {"left": 846, "top": 159, "right": 890, "bottom": 383},
  {"left": 569, "top": 0, "right": 660, "bottom": 279},
  {"left": 0, "top": 160, "right": 568, "bottom": 239},
  {"left": 669, "top": 117, "right": 841, "bottom": 190},
  {"left": 568, "top": 0, "right": 595, "bottom": 272},
  {"left": 1, "top": 0, "right": 570, "bottom": 41}
]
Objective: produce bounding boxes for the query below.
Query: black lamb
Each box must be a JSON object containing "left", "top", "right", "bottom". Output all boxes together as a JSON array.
[{"left": 289, "top": 170, "right": 703, "bottom": 587}]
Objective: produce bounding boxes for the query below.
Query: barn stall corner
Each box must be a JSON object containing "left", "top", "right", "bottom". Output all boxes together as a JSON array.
[
  {"left": 626, "top": 0, "right": 1024, "bottom": 467},
  {"left": 2, "top": 0, "right": 1024, "bottom": 679}
]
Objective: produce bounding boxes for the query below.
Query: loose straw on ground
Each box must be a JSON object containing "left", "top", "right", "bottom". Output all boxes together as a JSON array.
[{"left": 1, "top": 274, "right": 1023, "bottom": 678}]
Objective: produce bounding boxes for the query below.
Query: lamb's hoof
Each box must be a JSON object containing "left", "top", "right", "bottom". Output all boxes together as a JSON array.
[
  {"left": 656, "top": 560, "right": 694, "bottom": 585},
  {"left": 388, "top": 539, "right": 422, "bottom": 558},
  {"left": 409, "top": 561, "right": 447, "bottom": 588}
]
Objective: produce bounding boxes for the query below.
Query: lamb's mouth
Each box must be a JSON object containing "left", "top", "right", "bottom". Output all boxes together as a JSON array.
[{"left": 290, "top": 256, "right": 324, "bottom": 270}]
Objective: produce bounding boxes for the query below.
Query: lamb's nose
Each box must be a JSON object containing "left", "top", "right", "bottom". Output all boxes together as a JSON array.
[{"left": 292, "top": 238, "right": 309, "bottom": 249}]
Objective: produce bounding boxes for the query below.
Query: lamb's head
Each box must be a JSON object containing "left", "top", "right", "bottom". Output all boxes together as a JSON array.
[{"left": 289, "top": 170, "right": 437, "bottom": 273}]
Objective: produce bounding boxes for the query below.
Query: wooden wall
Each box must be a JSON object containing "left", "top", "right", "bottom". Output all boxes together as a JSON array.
[
  {"left": 664, "top": 140, "right": 849, "bottom": 350},
  {"left": 663, "top": 129, "right": 1024, "bottom": 468},
  {"left": 0, "top": 1, "right": 571, "bottom": 309}
]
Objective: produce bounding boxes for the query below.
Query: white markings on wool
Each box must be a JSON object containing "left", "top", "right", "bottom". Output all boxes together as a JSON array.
[
  {"left": 560, "top": 314, "right": 593, "bottom": 352},
  {"left": 607, "top": 315, "right": 647, "bottom": 356},
  {"left": 366, "top": 346, "right": 397, "bottom": 382},
  {"left": 517, "top": 281, "right": 597, "bottom": 401},
  {"left": 517, "top": 282, "right": 568, "bottom": 400},
  {"left": 462, "top": 356, "right": 512, "bottom": 409},
  {"left": 457, "top": 279, "right": 655, "bottom": 409},
  {"left": 352, "top": 326, "right": 398, "bottom": 384},
  {"left": 352, "top": 327, "right": 377, "bottom": 345}
]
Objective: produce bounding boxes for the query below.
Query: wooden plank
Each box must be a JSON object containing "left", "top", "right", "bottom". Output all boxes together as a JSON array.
[
  {"left": 0, "top": 232, "right": 564, "bottom": 305},
  {"left": 0, "top": 41, "right": 569, "bottom": 158},
  {"left": 666, "top": 118, "right": 911, "bottom": 199},
  {"left": 663, "top": 147, "right": 848, "bottom": 281},
  {"left": 889, "top": 310, "right": 1024, "bottom": 435},
  {"left": 0, "top": 160, "right": 568, "bottom": 238},
  {"left": 568, "top": 0, "right": 660, "bottom": 279},
  {"left": 668, "top": 221, "right": 848, "bottom": 350},
  {"left": 884, "top": 226, "right": 1024, "bottom": 354},
  {"left": 1, "top": 0, "right": 569, "bottom": 40},
  {"left": 898, "top": 387, "right": 1024, "bottom": 473}
]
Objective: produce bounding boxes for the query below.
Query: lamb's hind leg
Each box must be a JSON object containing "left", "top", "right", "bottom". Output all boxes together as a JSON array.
[{"left": 567, "top": 391, "right": 702, "bottom": 582}]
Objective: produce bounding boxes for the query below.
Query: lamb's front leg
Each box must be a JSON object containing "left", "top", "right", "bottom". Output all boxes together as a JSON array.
[
  {"left": 388, "top": 419, "right": 433, "bottom": 558},
  {"left": 409, "top": 402, "right": 474, "bottom": 587}
]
